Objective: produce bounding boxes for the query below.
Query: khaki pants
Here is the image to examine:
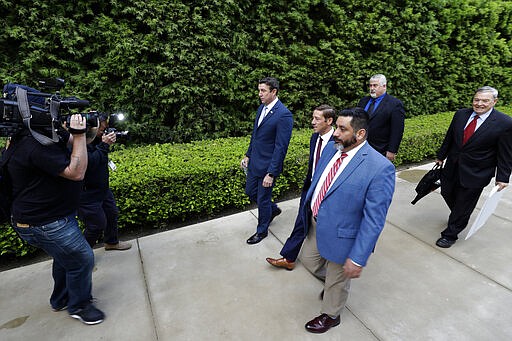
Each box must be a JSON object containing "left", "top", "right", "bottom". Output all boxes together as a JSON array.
[{"left": 300, "top": 217, "right": 351, "bottom": 318}]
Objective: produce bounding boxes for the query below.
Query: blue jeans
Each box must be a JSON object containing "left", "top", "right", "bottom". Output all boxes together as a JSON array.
[{"left": 13, "top": 214, "right": 94, "bottom": 313}]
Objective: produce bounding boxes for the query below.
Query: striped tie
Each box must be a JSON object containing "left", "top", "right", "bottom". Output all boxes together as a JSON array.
[{"left": 312, "top": 153, "right": 348, "bottom": 217}]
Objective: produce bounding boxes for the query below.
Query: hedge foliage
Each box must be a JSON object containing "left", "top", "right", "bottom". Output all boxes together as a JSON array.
[
  {"left": 2, "top": 106, "right": 511, "bottom": 257},
  {"left": 1, "top": 0, "right": 511, "bottom": 145}
]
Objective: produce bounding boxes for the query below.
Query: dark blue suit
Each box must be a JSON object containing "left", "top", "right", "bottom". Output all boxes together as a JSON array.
[
  {"left": 245, "top": 99, "right": 293, "bottom": 234},
  {"left": 358, "top": 93, "right": 405, "bottom": 155},
  {"left": 437, "top": 107, "right": 512, "bottom": 240},
  {"left": 280, "top": 132, "right": 334, "bottom": 261}
]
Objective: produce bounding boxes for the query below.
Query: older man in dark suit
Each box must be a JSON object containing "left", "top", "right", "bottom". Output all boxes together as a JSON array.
[
  {"left": 241, "top": 77, "right": 293, "bottom": 245},
  {"left": 435, "top": 86, "right": 512, "bottom": 248},
  {"left": 357, "top": 74, "right": 405, "bottom": 161},
  {"left": 266, "top": 104, "right": 335, "bottom": 270}
]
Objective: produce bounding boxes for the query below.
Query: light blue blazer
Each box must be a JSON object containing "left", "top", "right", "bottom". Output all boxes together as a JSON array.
[{"left": 303, "top": 141, "right": 395, "bottom": 266}]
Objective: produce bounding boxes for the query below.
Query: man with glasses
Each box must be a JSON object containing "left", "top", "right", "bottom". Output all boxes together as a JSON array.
[{"left": 435, "top": 86, "right": 512, "bottom": 248}]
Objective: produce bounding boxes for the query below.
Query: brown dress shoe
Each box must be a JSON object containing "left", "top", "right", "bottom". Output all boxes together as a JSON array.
[
  {"left": 305, "top": 314, "right": 340, "bottom": 333},
  {"left": 105, "top": 241, "right": 132, "bottom": 251},
  {"left": 266, "top": 257, "right": 295, "bottom": 270}
]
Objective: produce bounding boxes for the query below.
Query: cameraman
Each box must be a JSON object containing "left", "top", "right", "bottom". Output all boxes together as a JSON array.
[
  {"left": 78, "top": 114, "right": 131, "bottom": 251},
  {"left": 8, "top": 114, "right": 105, "bottom": 325}
]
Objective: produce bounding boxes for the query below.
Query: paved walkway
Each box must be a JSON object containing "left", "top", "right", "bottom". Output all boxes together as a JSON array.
[{"left": 1, "top": 163, "right": 512, "bottom": 341}]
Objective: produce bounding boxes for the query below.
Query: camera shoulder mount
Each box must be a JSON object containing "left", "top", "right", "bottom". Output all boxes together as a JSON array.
[{"left": 16, "top": 86, "right": 59, "bottom": 145}]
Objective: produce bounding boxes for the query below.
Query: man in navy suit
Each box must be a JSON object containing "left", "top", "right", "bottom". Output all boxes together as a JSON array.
[
  {"left": 357, "top": 74, "right": 405, "bottom": 161},
  {"left": 435, "top": 86, "right": 512, "bottom": 248},
  {"left": 266, "top": 104, "right": 335, "bottom": 269},
  {"left": 300, "top": 107, "right": 395, "bottom": 334},
  {"left": 241, "top": 77, "right": 293, "bottom": 244}
]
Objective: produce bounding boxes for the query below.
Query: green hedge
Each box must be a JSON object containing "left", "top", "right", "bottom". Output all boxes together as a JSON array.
[
  {"left": 3, "top": 106, "right": 511, "bottom": 257},
  {"left": 1, "top": 0, "right": 511, "bottom": 144}
]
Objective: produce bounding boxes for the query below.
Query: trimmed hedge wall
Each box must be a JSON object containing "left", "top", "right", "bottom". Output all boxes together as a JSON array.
[
  {"left": 1, "top": 0, "right": 511, "bottom": 144},
  {"left": 2, "top": 106, "right": 511, "bottom": 257}
]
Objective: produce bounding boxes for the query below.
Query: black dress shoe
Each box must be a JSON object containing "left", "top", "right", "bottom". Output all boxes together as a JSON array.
[
  {"left": 305, "top": 314, "right": 340, "bottom": 333},
  {"left": 269, "top": 207, "right": 282, "bottom": 224},
  {"left": 436, "top": 237, "right": 456, "bottom": 248},
  {"left": 246, "top": 232, "right": 268, "bottom": 244}
]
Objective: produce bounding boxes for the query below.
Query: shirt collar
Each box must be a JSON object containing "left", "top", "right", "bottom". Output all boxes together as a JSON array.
[
  {"left": 471, "top": 108, "right": 492, "bottom": 121},
  {"left": 319, "top": 128, "right": 334, "bottom": 142},
  {"left": 265, "top": 97, "right": 279, "bottom": 111}
]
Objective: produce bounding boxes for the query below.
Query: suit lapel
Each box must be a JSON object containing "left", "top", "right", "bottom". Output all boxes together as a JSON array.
[
  {"left": 370, "top": 94, "right": 387, "bottom": 119},
  {"left": 308, "top": 143, "right": 337, "bottom": 199},
  {"left": 325, "top": 144, "right": 367, "bottom": 198},
  {"left": 258, "top": 100, "right": 280, "bottom": 128},
  {"left": 464, "top": 109, "right": 495, "bottom": 146}
]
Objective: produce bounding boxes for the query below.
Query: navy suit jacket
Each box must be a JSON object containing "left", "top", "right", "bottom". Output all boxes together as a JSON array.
[
  {"left": 358, "top": 93, "right": 405, "bottom": 155},
  {"left": 246, "top": 99, "right": 293, "bottom": 177},
  {"left": 437, "top": 108, "right": 512, "bottom": 188},
  {"left": 302, "top": 142, "right": 395, "bottom": 265},
  {"left": 303, "top": 131, "right": 335, "bottom": 191}
]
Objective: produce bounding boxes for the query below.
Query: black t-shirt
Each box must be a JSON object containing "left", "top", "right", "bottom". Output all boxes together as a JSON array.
[
  {"left": 7, "top": 135, "right": 82, "bottom": 225},
  {"left": 80, "top": 138, "right": 110, "bottom": 203}
]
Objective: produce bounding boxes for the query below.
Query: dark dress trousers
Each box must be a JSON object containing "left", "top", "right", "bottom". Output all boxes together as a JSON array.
[
  {"left": 437, "top": 107, "right": 512, "bottom": 240},
  {"left": 357, "top": 93, "right": 405, "bottom": 155},
  {"left": 280, "top": 132, "right": 334, "bottom": 261}
]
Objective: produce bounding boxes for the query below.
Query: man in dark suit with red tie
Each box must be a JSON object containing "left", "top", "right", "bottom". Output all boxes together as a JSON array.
[
  {"left": 435, "top": 86, "right": 512, "bottom": 248},
  {"left": 357, "top": 74, "right": 405, "bottom": 161},
  {"left": 241, "top": 77, "right": 293, "bottom": 245},
  {"left": 266, "top": 104, "right": 335, "bottom": 270}
]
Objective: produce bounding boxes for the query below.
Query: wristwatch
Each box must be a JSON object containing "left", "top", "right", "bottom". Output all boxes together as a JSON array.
[{"left": 267, "top": 173, "right": 274, "bottom": 178}]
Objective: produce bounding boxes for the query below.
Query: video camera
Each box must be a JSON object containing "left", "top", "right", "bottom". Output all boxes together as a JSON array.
[
  {"left": 0, "top": 78, "right": 94, "bottom": 144},
  {"left": 105, "top": 113, "right": 129, "bottom": 141}
]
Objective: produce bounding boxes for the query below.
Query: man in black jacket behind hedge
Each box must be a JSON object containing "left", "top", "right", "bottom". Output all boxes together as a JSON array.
[{"left": 357, "top": 74, "right": 405, "bottom": 161}]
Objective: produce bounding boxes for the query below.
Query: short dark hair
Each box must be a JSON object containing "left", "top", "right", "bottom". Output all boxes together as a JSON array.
[
  {"left": 315, "top": 104, "right": 336, "bottom": 122},
  {"left": 338, "top": 107, "right": 369, "bottom": 133},
  {"left": 259, "top": 77, "right": 280, "bottom": 93}
]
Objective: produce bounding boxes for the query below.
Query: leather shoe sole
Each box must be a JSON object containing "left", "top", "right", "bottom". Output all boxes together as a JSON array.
[
  {"left": 436, "top": 237, "right": 455, "bottom": 248},
  {"left": 266, "top": 257, "right": 295, "bottom": 270},
  {"left": 246, "top": 232, "right": 267, "bottom": 244},
  {"left": 305, "top": 314, "right": 340, "bottom": 333}
]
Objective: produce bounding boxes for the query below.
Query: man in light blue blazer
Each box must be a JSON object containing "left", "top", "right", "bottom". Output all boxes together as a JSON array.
[
  {"left": 300, "top": 107, "right": 395, "bottom": 334},
  {"left": 241, "top": 77, "right": 293, "bottom": 244}
]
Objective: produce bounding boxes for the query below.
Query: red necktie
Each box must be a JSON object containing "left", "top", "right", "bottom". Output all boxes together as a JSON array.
[
  {"left": 462, "top": 116, "right": 478, "bottom": 145},
  {"left": 314, "top": 137, "right": 322, "bottom": 168},
  {"left": 312, "top": 153, "right": 348, "bottom": 217}
]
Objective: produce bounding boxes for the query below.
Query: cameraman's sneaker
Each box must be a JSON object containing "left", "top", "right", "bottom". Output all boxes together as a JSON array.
[{"left": 70, "top": 304, "right": 105, "bottom": 325}]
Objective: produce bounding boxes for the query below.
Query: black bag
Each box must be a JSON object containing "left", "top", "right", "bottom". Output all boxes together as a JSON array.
[
  {"left": 2, "top": 83, "right": 45, "bottom": 106},
  {"left": 411, "top": 164, "right": 442, "bottom": 205}
]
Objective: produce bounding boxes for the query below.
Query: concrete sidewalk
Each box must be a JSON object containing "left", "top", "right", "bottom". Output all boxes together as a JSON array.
[{"left": 1, "top": 163, "right": 512, "bottom": 340}]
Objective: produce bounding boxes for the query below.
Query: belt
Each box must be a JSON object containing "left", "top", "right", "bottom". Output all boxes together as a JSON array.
[{"left": 16, "top": 223, "right": 30, "bottom": 228}]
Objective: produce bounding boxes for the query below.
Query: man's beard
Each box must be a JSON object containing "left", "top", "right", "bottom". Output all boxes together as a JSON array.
[
  {"left": 334, "top": 134, "right": 357, "bottom": 151},
  {"left": 370, "top": 92, "right": 376, "bottom": 98}
]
